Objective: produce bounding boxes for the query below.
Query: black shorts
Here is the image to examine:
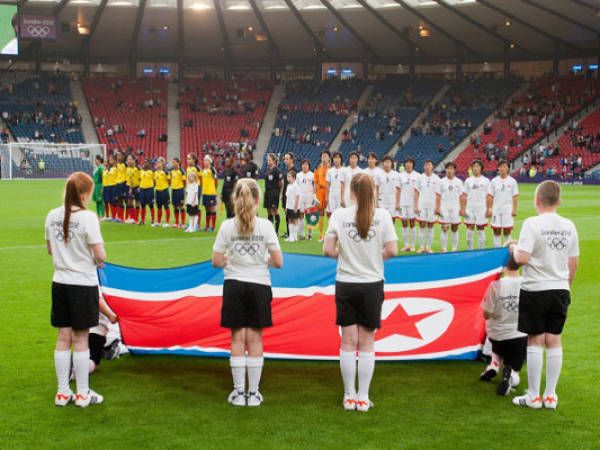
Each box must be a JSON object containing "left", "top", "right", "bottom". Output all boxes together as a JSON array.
[
  {"left": 263, "top": 190, "right": 280, "bottom": 209},
  {"left": 171, "top": 188, "right": 185, "bottom": 207},
  {"left": 51, "top": 282, "right": 99, "bottom": 330},
  {"left": 156, "top": 189, "right": 170, "bottom": 208},
  {"left": 335, "top": 280, "right": 384, "bottom": 329},
  {"left": 518, "top": 289, "right": 571, "bottom": 335},
  {"left": 89, "top": 333, "right": 107, "bottom": 366},
  {"left": 489, "top": 336, "right": 527, "bottom": 371},
  {"left": 203, "top": 194, "right": 217, "bottom": 207},
  {"left": 286, "top": 208, "right": 299, "bottom": 220},
  {"left": 186, "top": 204, "right": 199, "bottom": 215},
  {"left": 221, "top": 279, "right": 273, "bottom": 329},
  {"left": 140, "top": 187, "right": 154, "bottom": 207}
]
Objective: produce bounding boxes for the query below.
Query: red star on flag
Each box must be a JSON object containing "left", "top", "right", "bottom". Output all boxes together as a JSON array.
[{"left": 376, "top": 303, "right": 442, "bottom": 340}]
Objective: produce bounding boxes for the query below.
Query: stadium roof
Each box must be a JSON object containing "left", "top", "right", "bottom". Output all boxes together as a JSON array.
[{"left": 12, "top": 0, "right": 600, "bottom": 66}]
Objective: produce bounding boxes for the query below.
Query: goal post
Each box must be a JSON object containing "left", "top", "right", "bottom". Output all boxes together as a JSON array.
[{"left": 0, "top": 143, "right": 107, "bottom": 180}]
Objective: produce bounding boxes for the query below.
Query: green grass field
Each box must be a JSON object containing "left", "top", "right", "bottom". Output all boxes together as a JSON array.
[{"left": 1, "top": 180, "right": 599, "bottom": 449}]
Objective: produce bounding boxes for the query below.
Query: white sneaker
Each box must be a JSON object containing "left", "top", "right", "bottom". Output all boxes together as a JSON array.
[
  {"left": 74, "top": 389, "right": 104, "bottom": 408},
  {"left": 227, "top": 390, "right": 246, "bottom": 407},
  {"left": 543, "top": 394, "right": 558, "bottom": 410},
  {"left": 480, "top": 363, "right": 499, "bottom": 381},
  {"left": 512, "top": 393, "right": 542, "bottom": 409},
  {"left": 162, "top": 223, "right": 170, "bottom": 228},
  {"left": 247, "top": 391, "right": 263, "bottom": 407},
  {"left": 510, "top": 371, "right": 520, "bottom": 388},
  {"left": 55, "top": 389, "right": 74, "bottom": 407},
  {"left": 356, "top": 397, "right": 373, "bottom": 412},
  {"left": 284, "top": 237, "right": 293, "bottom": 242},
  {"left": 343, "top": 394, "right": 357, "bottom": 411}
]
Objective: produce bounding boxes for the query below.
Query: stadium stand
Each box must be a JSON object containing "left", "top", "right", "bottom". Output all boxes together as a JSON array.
[
  {"left": 81, "top": 77, "right": 168, "bottom": 160},
  {"left": 395, "top": 77, "right": 521, "bottom": 171},
  {"left": 0, "top": 76, "right": 84, "bottom": 144}
]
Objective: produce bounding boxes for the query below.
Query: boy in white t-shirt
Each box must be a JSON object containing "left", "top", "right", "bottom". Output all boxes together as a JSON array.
[
  {"left": 487, "top": 160, "right": 519, "bottom": 248},
  {"left": 414, "top": 160, "right": 440, "bottom": 253},
  {"left": 510, "top": 181, "right": 579, "bottom": 410},
  {"left": 480, "top": 256, "right": 527, "bottom": 396}
]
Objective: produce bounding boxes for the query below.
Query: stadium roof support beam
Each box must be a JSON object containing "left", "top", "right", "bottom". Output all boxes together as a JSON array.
[
  {"left": 432, "top": 0, "right": 530, "bottom": 55},
  {"left": 568, "top": 0, "right": 598, "bottom": 12},
  {"left": 355, "top": 0, "right": 423, "bottom": 57},
  {"left": 248, "top": 0, "right": 280, "bottom": 61},
  {"left": 53, "top": 0, "right": 70, "bottom": 17},
  {"left": 392, "top": 0, "right": 479, "bottom": 58},
  {"left": 213, "top": 0, "right": 231, "bottom": 79},
  {"left": 177, "top": 0, "right": 184, "bottom": 75},
  {"left": 80, "top": 0, "right": 108, "bottom": 76},
  {"left": 520, "top": 0, "right": 600, "bottom": 40},
  {"left": 319, "top": 0, "right": 378, "bottom": 60},
  {"left": 476, "top": 0, "right": 581, "bottom": 54},
  {"left": 130, "top": 0, "right": 146, "bottom": 78},
  {"left": 283, "top": 0, "right": 327, "bottom": 59}
]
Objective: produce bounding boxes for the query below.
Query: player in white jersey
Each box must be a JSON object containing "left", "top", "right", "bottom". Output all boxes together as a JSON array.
[
  {"left": 362, "top": 152, "right": 385, "bottom": 207},
  {"left": 326, "top": 152, "right": 346, "bottom": 214},
  {"left": 398, "top": 157, "right": 420, "bottom": 251},
  {"left": 343, "top": 151, "right": 363, "bottom": 206},
  {"left": 295, "top": 159, "right": 314, "bottom": 240},
  {"left": 379, "top": 155, "right": 401, "bottom": 221},
  {"left": 487, "top": 160, "right": 519, "bottom": 248},
  {"left": 414, "top": 160, "right": 441, "bottom": 253},
  {"left": 436, "top": 161, "right": 465, "bottom": 252},
  {"left": 464, "top": 160, "right": 490, "bottom": 250}
]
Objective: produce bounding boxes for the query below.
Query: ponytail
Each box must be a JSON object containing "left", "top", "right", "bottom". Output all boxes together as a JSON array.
[
  {"left": 63, "top": 172, "right": 94, "bottom": 244},
  {"left": 351, "top": 173, "right": 375, "bottom": 240},
  {"left": 233, "top": 178, "right": 260, "bottom": 236}
]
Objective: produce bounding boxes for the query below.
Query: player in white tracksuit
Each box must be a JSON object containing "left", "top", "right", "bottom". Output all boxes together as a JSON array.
[
  {"left": 414, "top": 159, "right": 441, "bottom": 253},
  {"left": 343, "top": 151, "right": 363, "bottom": 207},
  {"left": 398, "top": 157, "right": 420, "bottom": 251},
  {"left": 379, "top": 155, "right": 401, "bottom": 221},
  {"left": 436, "top": 161, "right": 465, "bottom": 252},
  {"left": 464, "top": 159, "right": 490, "bottom": 250},
  {"left": 327, "top": 152, "right": 346, "bottom": 214},
  {"left": 487, "top": 160, "right": 519, "bottom": 248}
]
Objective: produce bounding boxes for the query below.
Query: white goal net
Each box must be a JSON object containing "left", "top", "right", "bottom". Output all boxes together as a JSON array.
[{"left": 0, "top": 143, "right": 106, "bottom": 180}]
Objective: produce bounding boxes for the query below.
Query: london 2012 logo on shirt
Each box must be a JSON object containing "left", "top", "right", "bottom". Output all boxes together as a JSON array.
[
  {"left": 347, "top": 228, "right": 376, "bottom": 242},
  {"left": 234, "top": 243, "right": 260, "bottom": 255}
]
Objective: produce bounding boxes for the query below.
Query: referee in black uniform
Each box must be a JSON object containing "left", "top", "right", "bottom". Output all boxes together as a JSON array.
[
  {"left": 240, "top": 151, "right": 259, "bottom": 180},
  {"left": 281, "top": 152, "right": 298, "bottom": 238},
  {"left": 221, "top": 157, "right": 239, "bottom": 218},
  {"left": 264, "top": 153, "right": 283, "bottom": 234}
]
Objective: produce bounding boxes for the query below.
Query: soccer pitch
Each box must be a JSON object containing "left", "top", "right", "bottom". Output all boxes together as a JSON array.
[{"left": 1, "top": 180, "right": 598, "bottom": 449}]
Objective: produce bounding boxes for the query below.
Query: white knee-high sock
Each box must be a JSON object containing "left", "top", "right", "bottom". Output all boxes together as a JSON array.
[
  {"left": 505, "top": 234, "right": 512, "bottom": 244},
  {"left": 527, "top": 346, "right": 544, "bottom": 398},
  {"left": 419, "top": 227, "right": 426, "bottom": 248},
  {"left": 246, "top": 356, "right": 264, "bottom": 393},
  {"left": 340, "top": 350, "right": 357, "bottom": 396},
  {"left": 410, "top": 227, "right": 417, "bottom": 248},
  {"left": 440, "top": 229, "right": 448, "bottom": 251},
  {"left": 451, "top": 231, "right": 459, "bottom": 250},
  {"left": 427, "top": 227, "right": 434, "bottom": 249},
  {"left": 357, "top": 351, "right": 375, "bottom": 400},
  {"left": 545, "top": 347, "right": 563, "bottom": 397},
  {"left": 73, "top": 350, "right": 90, "bottom": 395},
  {"left": 466, "top": 229, "right": 474, "bottom": 250},
  {"left": 478, "top": 230, "right": 486, "bottom": 249},
  {"left": 230, "top": 356, "right": 246, "bottom": 392},
  {"left": 54, "top": 350, "right": 71, "bottom": 393},
  {"left": 402, "top": 227, "right": 408, "bottom": 247},
  {"left": 493, "top": 234, "right": 502, "bottom": 248},
  {"left": 299, "top": 220, "right": 305, "bottom": 237}
]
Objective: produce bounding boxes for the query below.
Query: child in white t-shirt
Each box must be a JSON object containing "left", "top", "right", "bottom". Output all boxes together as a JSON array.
[{"left": 185, "top": 171, "right": 199, "bottom": 233}]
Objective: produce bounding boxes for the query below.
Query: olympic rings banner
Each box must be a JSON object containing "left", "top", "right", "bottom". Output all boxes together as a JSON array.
[
  {"left": 99, "top": 249, "right": 509, "bottom": 361},
  {"left": 19, "top": 15, "right": 56, "bottom": 41}
]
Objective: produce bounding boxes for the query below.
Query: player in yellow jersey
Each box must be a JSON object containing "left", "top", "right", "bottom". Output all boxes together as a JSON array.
[
  {"left": 125, "top": 154, "right": 141, "bottom": 224},
  {"left": 170, "top": 157, "right": 186, "bottom": 229},
  {"left": 101, "top": 154, "right": 115, "bottom": 220},
  {"left": 201, "top": 155, "right": 218, "bottom": 232},
  {"left": 108, "top": 155, "right": 119, "bottom": 221},
  {"left": 115, "top": 151, "right": 128, "bottom": 222},
  {"left": 186, "top": 153, "right": 202, "bottom": 229},
  {"left": 139, "top": 158, "right": 155, "bottom": 225},
  {"left": 154, "top": 157, "right": 171, "bottom": 227}
]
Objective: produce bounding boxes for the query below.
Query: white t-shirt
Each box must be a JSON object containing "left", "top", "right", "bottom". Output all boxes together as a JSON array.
[
  {"left": 343, "top": 166, "right": 363, "bottom": 186},
  {"left": 213, "top": 217, "right": 281, "bottom": 286},
  {"left": 326, "top": 167, "right": 345, "bottom": 198},
  {"left": 481, "top": 277, "right": 526, "bottom": 341},
  {"left": 516, "top": 213, "right": 579, "bottom": 291},
  {"left": 186, "top": 182, "right": 198, "bottom": 206},
  {"left": 464, "top": 175, "right": 490, "bottom": 208},
  {"left": 488, "top": 175, "right": 519, "bottom": 212},
  {"left": 285, "top": 183, "right": 300, "bottom": 210},
  {"left": 363, "top": 167, "right": 385, "bottom": 187},
  {"left": 439, "top": 176, "right": 464, "bottom": 209},
  {"left": 379, "top": 170, "right": 401, "bottom": 203},
  {"left": 399, "top": 170, "right": 420, "bottom": 206},
  {"left": 415, "top": 173, "right": 441, "bottom": 209},
  {"left": 45, "top": 206, "right": 103, "bottom": 286},
  {"left": 326, "top": 206, "right": 398, "bottom": 283},
  {"left": 296, "top": 170, "right": 314, "bottom": 197}
]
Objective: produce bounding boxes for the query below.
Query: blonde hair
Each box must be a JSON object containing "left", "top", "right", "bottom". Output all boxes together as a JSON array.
[
  {"left": 233, "top": 178, "right": 260, "bottom": 236},
  {"left": 351, "top": 173, "right": 375, "bottom": 240},
  {"left": 187, "top": 170, "right": 197, "bottom": 183},
  {"left": 536, "top": 180, "right": 561, "bottom": 207},
  {"left": 157, "top": 157, "right": 166, "bottom": 167}
]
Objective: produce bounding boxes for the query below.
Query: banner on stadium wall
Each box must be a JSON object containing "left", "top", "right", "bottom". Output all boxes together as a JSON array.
[
  {"left": 19, "top": 15, "right": 57, "bottom": 41},
  {"left": 99, "top": 249, "right": 509, "bottom": 361}
]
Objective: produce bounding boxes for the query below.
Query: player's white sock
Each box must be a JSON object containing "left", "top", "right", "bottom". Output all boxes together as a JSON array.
[
  {"left": 289, "top": 223, "right": 295, "bottom": 240},
  {"left": 478, "top": 230, "right": 486, "bottom": 249},
  {"left": 230, "top": 356, "right": 246, "bottom": 392},
  {"left": 506, "top": 234, "right": 512, "bottom": 244},
  {"left": 54, "top": 350, "right": 71, "bottom": 393},
  {"left": 545, "top": 347, "right": 563, "bottom": 397},
  {"left": 491, "top": 351, "right": 501, "bottom": 368},
  {"left": 299, "top": 222, "right": 305, "bottom": 238},
  {"left": 440, "top": 230, "right": 448, "bottom": 251},
  {"left": 73, "top": 350, "right": 90, "bottom": 395},
  {"left": 526, "top": 346, "right": 544, "bottom": 398},
  {"left": 357, "top": 351, "right": 375, "bottom": 400},
  {"left": 410, "top": 227, "right": 416, "bottom": 247},
  {"left": 466, "top": 229, "right": 474, "bottom": 250},
  {"left": 493, "top": 234, "right": 501, "bottom": 248},
  {"left": 419, "top": 227, "right": 425, "bottom": 249},
  {"left": 451, "top": 231, "right": 459, "bottom": 250},
  {"left": 402, "top": 227, "right": 408, "bottom": 247},
  {"left": 340, "top": 350, "right": 357, "bottom": 396},
  {"left": 247, "top": 356, "right": 264, "bottom": 393},
  {"left": 426, "top": 227, "right": 434, "bottom": 250}
]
